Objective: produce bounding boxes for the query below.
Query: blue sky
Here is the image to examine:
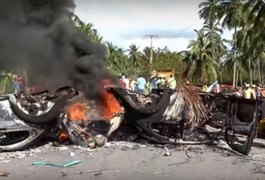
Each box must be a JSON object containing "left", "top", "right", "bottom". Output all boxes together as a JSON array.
[{"left": 74, "top": 0, "right": 231, "bottom": 51}]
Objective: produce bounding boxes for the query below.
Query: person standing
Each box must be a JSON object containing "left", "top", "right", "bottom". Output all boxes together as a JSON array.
[
  {"left": 149, "top": 70, "right": 158, "bottom": 93},
  {"left": 243, "top": 84, "right": 256, "bottom": 99},
  {"left": 256, "top": 84, "right": 262, "bottom": 100},
  {"left": 136, "top": 75, "right": 146, "bottom": 95},
  {"left": 121, "top": 75, "right": 130, "bottom": 90},
  {"left": 12, "top": 74, "right": 21, "bottom": 95}
]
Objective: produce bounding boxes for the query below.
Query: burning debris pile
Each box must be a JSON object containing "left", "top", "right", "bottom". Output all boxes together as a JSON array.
[{"left": 0, "top": 0, "right": 119, "bottom": 150}]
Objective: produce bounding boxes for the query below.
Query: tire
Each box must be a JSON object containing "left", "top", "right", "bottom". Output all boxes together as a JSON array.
[
  {"left": 9, "top": 95, "right": 68, "bottom": 124},
  {"left": 0, "top": 127, "right": 46, "bottom": 151},
  {"left": 109, "top": 87, "right": 171, "bottom": 115}
]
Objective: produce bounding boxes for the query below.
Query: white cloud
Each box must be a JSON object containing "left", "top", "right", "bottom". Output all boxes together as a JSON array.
[{"left": 74, "top": 0, "right": 232, "bottom": 51}]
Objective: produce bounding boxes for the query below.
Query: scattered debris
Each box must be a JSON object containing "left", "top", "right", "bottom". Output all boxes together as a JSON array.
[
  {"left": 0, "top": 171, "right": 9, "bottom": 177},
  {"left": 86, "top": 168, "right": 120, "bottom": 173},
  {"left": 163, "top": 147, "right": 172, "bottom": 156},
  {"left": 69, "top": 152, "right": 75, "bottom": 157},
  {"left": 61, "top": 172, "right": 67, "bottom": 177},
  {"left": 32, "top": 160, "right": 82, "bottom": 168},
  {"left": 93, "top": 172, "right": 103, "bottom": 176}
]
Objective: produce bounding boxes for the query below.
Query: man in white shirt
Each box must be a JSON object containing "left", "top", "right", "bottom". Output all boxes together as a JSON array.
[{"left": 121, "top": 75, "right": 130, "bottom": 90}]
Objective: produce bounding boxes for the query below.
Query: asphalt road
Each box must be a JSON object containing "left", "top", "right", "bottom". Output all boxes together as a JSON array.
[{"left": 0, "top": 140, "right": 265, "bottom": 180}]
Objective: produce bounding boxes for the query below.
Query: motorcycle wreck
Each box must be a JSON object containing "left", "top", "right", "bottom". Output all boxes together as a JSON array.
[{"left": 0, "top": 81, "right": 261, "bottom": 156}]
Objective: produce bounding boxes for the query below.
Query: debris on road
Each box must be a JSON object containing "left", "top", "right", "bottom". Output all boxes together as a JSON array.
[
  {"left": 32, "top": 160, "right": 82, "bottom": 168},
  {"left": 0, "top": 170, "right": 9, "bottom": 177}
]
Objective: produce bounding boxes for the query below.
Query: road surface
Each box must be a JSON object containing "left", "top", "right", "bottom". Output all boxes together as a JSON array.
[{"left": 0, "top": 139, "right": 265, "bottom": 180}]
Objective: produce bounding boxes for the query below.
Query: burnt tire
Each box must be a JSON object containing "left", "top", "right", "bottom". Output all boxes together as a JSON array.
[
  {"left": 109, "top": 87, "right": 171, "bottom": 115},
  {"left": 9, "top": 95, "right": 68, "bottom": 124},
  {"left": 0, "top": 128, "right": 46, "bottom": 152}
]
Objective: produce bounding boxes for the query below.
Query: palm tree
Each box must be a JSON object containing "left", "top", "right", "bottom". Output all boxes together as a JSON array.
[
  {"left": 202, "top": 22, "right": 226, "bottom": 61},
  {"left": 106, "top": 43, "right": 130, "bottom": 76},
  {"left": 71, "top": 14, "right": 103, "bottom": 43},
  {"left": 199, "top": 0, "right": 222, "bottom": 26},
  {"left": 219, "top": 0, "right": 245, "bottom": 86},
  {"left": 128, "top": 44, "right": 141, "bottom": 76},
  {"left": 199, "top": 0, "right": 227, "bottom": 83},
  {"left": 185, "top": 29, "right": 218, "bottom": 82},
  {"left": 243, "top": 0, "right": 265, "bottom": 31}
]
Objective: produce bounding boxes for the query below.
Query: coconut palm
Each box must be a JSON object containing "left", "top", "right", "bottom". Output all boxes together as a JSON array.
[
  {"left": 106, "top": 43, "right": 130, "bottom": 76},
  {"left": 185, "top": 29, "right": 218, "bottom": 82},
  {"left": 199, "top": 0, "right": 223, "bottom": 26},
  {"left": 218, "top": 0, "right": 246, "bottom": 86},
  {"left": 71, "top": 14, "right": 103, "bottom": 43},
  {"left": 128, "top": 44, "right": 141, "bottom": 76}
]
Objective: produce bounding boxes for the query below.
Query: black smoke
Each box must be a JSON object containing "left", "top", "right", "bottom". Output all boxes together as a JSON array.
[{"left": 0, "top": 0, "right": 111, "bottom": 99}]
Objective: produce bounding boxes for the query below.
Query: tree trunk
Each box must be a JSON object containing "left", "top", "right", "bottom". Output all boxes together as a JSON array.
[
  {"left": 249, "top": 58, "right": 253, "bottom": 84},
  {"left": 235, "top": 68, "right": 239, "bottom": 87},
  {"left": 240, "top": 70, "right": 243, "bottom": 86},
  {"left": 232, "top": 27, "right": 237, "bottom": 87},
  {"left": 233, "top": 63, "right": 236, "bottom": 87},
  {"left": 258, "top": 58, "right": 262, "bottom": 85}
]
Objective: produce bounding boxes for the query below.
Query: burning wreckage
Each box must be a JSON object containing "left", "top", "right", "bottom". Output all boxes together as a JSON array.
[
  {"left": 0, "top": 82, "right": 261, "bottom": 156},
  {"left": 0, "top": 0, "right": 261, "bottom": 156}
]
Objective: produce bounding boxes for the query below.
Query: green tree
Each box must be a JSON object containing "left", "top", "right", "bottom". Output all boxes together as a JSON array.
[
  {"left": 184, "top": 29, "right": 218, "bottom": 82},
  {"left": 0, "top": 73, "right": 13, "bottom": 94},
  {"left": 128, "top": 44, "right": 142, "bottom": 77},
  {"left": 71, "top": 14, "right": 103, "bottom": 43},
  {"left": 106, "top": 42, "right": 130, "bottom": 76}
]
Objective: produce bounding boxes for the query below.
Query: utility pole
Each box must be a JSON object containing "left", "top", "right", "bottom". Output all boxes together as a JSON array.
[{"left": 145, "top": 34, "right": 158, "bottom": 65}]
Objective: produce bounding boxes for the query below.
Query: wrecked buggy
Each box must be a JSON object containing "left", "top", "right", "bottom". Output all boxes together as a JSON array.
[{"left": 0, "top": 84, "right": 261, "bottom": 156}]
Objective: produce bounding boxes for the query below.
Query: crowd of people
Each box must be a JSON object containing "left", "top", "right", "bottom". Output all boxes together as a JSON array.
[
  {"left": 204, "top": 81, "right": 265, "bottom": 100},
  {"left": 6, "top": 70, "right": 265, "bottom": 102},
  {"left": 234, "top": 83, "right": 264, "bottom": 100},
  {"left": 119, "top": 71, "right": 265, "bottom": 101},
  {"left": 119, "top": 70, "right": 177, "bottom": 95}
]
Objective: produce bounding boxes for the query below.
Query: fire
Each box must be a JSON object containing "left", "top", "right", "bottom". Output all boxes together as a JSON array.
[
  {"left": 100, "top": 90, "right": 122, "bottom": 120},
  {"left": 66, "top": 102, "right": 89, "bottom": 121},
  {"left": 99, "top": 80, "right": 123, "bottom": 120},
  {"left": 59, "top": 79, "right": 123, "bottom": 143}
]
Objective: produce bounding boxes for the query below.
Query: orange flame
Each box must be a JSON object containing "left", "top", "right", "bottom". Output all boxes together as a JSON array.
[
  {"left": 59, "top": 79, "right": 122, "bottom": 142},
  {"left": 99, "top": 80, "right": 122, "bottom": 120},
  {"left": 67, "top": 102, "right": 89, "bottom": 121}
]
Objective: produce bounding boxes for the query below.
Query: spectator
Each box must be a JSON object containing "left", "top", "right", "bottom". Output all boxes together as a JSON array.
[
  {"left": 243, "top": 84, "right": 256, "bottom": 99},
  {"left": 121, "top": 75, "right": 130, "bottom": 90},
  {"left": 256, "top": 84, "right": 262, "bottom": 100},
  {"left": 149, "top": 70, "right": 159, "bottom": 93},
  {"left": 136, "top": 75, "right": 146, "bottom": 95},
  {"left": 12, "top": 74, "right": 21, "bottom": 95}
]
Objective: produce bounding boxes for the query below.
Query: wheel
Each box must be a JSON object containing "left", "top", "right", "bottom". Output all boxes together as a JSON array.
[
  {"left": 0, "top": 127, "right": 46, "bottom": 151},
  {"left": 10, "top": 95, "right": 68, "bottom": 124}
]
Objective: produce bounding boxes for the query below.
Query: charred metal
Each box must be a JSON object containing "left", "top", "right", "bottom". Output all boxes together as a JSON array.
[{"left": 0, "top": 83, "right": 261, "bottom": 156}]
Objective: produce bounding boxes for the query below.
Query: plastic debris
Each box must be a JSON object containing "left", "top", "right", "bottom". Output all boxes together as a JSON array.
[
  {"left": 164, "top": 147, "right": 172, "bottom": 156},
  {"left": 0, "top": 171, "right": 9, "bottom": 177},
  {"left": 32, "top": 160, "right": 82, "bottom": 167}
]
